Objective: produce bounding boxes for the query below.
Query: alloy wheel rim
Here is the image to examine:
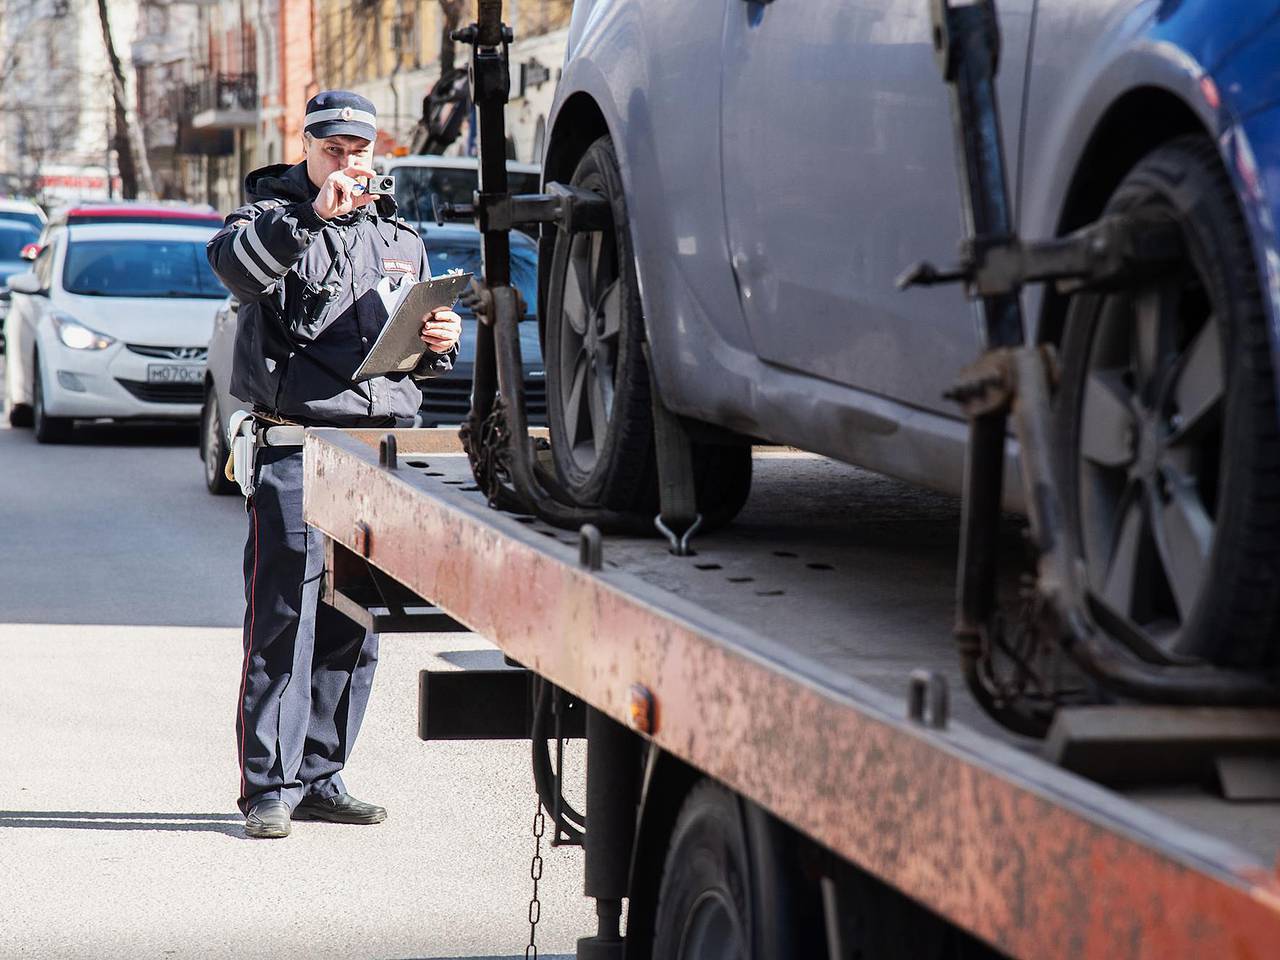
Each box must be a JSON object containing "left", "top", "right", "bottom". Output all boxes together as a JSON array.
[
  {"left": 558, "top": 226, "right": 622, "bottom": 474},
  {"left": 1076, "top": 270, "right": 1225, "bottom": 656},
  {"left": 677, "top": 890, "right": 746, "bottom": 960}
]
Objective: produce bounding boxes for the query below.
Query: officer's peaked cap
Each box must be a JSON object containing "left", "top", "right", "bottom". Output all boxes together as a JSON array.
[{"left": 304, "top": 90, "right": 376, "bottom": 142}]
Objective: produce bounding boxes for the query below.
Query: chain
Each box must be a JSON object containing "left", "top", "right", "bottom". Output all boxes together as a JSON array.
[{"left": 525, "top": 803, "right": 546, "bottom": 959}]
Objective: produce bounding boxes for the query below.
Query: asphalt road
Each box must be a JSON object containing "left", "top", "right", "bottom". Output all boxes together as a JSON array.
[{"left": 0, "top": 394, "right": 587, "bottom": 959}]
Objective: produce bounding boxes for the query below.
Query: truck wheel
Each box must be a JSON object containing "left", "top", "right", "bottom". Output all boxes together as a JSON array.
[
  {"left": 201, "top": 388, "right": 236, "bottom": 495},
  {"left": 545, "top": 136, "right": 752, "bottom": 526},
  {"left": 1056, "top": 136, "right": 1280, "bottom": 667},
  {"left": 652, "top": 781, "right": 816, "bottom": 960},
  {"left": 32, "top": 354, "right": 72, "bottom": 444}
]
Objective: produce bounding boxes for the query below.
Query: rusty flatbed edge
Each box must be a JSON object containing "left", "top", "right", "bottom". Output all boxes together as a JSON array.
[
  {"left": 303, "top": 428, "right": 1280, "bottom": 960},
  {"left": 334, "top": 426, "right": 547, "bottom": 454}
]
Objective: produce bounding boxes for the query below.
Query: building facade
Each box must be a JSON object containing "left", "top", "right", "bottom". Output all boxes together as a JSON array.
[
  {"left": 0, "top": 0, "right": 571, "bottom": 210},
  {"left": 0, "top": 0, "right": 139, "bottom": 201}
]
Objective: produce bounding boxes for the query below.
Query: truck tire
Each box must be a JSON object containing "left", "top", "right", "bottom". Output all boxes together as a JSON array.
[
  {"left": 1056, "top": 135, "right": 1280, "bottom": 667},
  {"left": 201, "top": 388, "right": 236, "bottom": 495},
  {"left": 545, "top": 136, "right": 752, "bottom": 527},
  {"left": 652, "top": 780, "right": 818, "bottom": 960},
  {"left": 32, "top": 353, "right": 72, "bottom": 444}
]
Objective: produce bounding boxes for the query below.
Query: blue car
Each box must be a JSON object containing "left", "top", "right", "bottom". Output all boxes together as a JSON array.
[
  {"left": 0, "top": 219, "right": 41, "bottom": 353},
  {"left": 536, "top": 2, "right": 1280, "bottom": 674}
]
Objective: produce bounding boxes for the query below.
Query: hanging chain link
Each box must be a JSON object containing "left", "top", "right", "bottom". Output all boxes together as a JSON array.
[{"left": 525, "top": 803, "right": 546, "bottom": 959}]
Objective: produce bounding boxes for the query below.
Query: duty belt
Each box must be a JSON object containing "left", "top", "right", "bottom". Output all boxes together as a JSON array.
[
  {"left": 259, "top": 424, "right": 306, "bottom": 447},
  {"left": 252, "top": 409, "right": 306, "bottom": 447},
  {"left": 225, "top": 411, "right": 308, "bottom": 497}
]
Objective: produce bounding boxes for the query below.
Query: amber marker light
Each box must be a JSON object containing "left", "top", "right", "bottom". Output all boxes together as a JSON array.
[{"left": 629, "top": 684, "right": 656, "bottom": 735}]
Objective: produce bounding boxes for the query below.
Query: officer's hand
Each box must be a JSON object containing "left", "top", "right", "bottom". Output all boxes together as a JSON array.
[
  {"left": 313, "top": 164, "right": 379, "bottom": 220},
  {"left": 421, "top": 307, "right": 462, "bottom": 354}
]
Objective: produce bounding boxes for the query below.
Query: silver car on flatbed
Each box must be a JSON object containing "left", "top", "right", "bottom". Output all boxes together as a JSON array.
[{"left": 534, "top": 1, "right": 1280, "bottom": 677}]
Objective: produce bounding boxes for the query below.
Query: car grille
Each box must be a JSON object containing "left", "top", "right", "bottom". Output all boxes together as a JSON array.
[
  {"left": 115, "top": 378, "right": 204, "bottom": 404},
  {"left": 420, "top": 375, "right": 547, "bottom": 426},
  {"left": 126, "top": 343, "right": 208, "bottom": 361}
]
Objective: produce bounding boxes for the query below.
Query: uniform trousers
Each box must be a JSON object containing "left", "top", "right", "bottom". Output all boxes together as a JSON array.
[{"left": 236, "top": 445, "right": 378, "bottom": 815}]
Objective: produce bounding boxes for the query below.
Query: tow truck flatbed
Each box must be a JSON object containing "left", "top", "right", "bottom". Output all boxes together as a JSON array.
[{"left": 304, "top": 428, "right": 1280, "bottom": 959}]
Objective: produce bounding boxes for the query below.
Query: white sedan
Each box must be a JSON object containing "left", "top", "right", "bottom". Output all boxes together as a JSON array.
[{"left": 4, "top": 221, "right": 225, "bottom": 443}]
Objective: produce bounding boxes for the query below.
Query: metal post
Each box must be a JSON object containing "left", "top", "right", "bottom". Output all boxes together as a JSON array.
[
  {"left": 931, "top": 0, "right": 1023, "bottom": 657},
  {"left": 576, "top": 706, "right": 639, "bottom": 960},
  {"left": 463, "top": 0, "right": 511, "bottom": 436}
]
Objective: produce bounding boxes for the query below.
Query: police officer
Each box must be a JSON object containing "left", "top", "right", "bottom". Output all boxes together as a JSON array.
[{"left": 207, "top": 91, "right": 462, "bottom": 839}]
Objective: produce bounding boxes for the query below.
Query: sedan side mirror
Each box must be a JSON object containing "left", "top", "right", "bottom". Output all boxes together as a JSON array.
[
  {"left": 20, "top": 243, "right": 40, "bottom": 261},
  {"left": 7, "top": 272, "right": 46, "bottom": 296}
]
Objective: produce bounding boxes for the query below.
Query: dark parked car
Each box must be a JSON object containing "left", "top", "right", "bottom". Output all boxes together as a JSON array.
[
  {"left": 414, "top": 222, "right": 544, "bottom": 427},
  {"left": 200, "top": 222, "right": 544, "bottom": 493}
]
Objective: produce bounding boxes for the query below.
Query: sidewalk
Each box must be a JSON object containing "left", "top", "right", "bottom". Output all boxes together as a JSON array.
[{"left": 0, "top": 623, "right": 587, "bottom": 959}]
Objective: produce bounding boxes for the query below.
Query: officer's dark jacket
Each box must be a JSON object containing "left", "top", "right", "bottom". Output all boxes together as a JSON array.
[{"left": 206, "top": 161, "right": 456, "bottom": 426}]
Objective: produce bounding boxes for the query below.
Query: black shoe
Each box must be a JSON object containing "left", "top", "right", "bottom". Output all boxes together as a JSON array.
[
  {"left": 244, "top": 799, "right": 291, "bottom": 839},
  {"left": 293, "top": 792, "right": 387, "bottom": 824}
]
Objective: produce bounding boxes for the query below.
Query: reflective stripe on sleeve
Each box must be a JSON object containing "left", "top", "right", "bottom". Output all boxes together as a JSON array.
[
  {"left": 245, "top": 218, "right": 289, "bottom": 275},
  {"left": 232, "top": 227, "right": 275, "bottom": 290}
]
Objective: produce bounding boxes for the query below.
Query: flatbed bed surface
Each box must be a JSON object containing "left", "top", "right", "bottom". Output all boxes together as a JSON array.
[{"left": 304, "top": 429, "right": 1280, "bottom": 960}]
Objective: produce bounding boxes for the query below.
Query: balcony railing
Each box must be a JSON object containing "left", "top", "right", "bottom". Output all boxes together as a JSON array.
[{"left": 190, "top": 72, "right": 258, "bottom": 130}]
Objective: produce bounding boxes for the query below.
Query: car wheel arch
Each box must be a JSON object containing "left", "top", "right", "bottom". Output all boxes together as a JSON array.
[
  {"left": 539, "top": 91, "right": 613, "bottom": 351},
  {"left": 1037, "top": 85, "right": 1208, "bottom": 350}
]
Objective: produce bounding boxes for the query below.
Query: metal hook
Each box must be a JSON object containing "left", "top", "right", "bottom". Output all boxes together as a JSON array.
[{"left": 654, "top": 513, "right": 703, "bottom": 557}]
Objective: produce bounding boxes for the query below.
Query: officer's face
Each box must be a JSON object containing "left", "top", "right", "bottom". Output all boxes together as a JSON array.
[{"left": 304, "top": 134, "right": 374, "bottom": 188}]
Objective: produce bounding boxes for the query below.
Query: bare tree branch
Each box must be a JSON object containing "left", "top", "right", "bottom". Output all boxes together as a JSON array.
[{"left": 96, "top": 0, "right": 156, "bottom": 198}]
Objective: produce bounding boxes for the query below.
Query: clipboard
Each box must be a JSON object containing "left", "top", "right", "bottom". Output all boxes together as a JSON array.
[{"left": 352, "top": 271, "right": 472, "bottom": 381}]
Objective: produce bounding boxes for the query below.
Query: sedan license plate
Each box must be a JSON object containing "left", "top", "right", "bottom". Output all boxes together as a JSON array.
[{"left": 147, "top": 363, "right": 205, "bottom": 384}]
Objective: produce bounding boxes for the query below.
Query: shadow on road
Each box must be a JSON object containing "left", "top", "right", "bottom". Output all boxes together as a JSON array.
[
  {"left": 0, "top": 810, "right": 246, "bottom": 838},
  {"left": 47, "top": 421, "right": 199, "bottom": 447}
]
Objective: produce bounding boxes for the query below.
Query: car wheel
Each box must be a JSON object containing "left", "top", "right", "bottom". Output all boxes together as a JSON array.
[
  {"left": 1056, "top": 135, "right": 1280, "bottom": 668},
  {"left": 545, "top": 136, "right": 752, "bottom": 526},
  {"left": 32, "top": 353, "right": 72, "bottom": 444},
  {"left": 7, "top": 401, "right": 33, "bottom": 428},
  {"left": 201, "top": 388, "right": 236, "bottom": 495}
]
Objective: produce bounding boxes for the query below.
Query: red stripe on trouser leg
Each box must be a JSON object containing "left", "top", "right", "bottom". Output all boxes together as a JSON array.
[{"left": 238, "top": 501, "right": 259, "bottom": 802}]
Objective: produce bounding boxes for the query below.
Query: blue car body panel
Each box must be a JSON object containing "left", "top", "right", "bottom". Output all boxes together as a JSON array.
[{"left": 545, "top": 0, "right": 1280, "bottom": 497}]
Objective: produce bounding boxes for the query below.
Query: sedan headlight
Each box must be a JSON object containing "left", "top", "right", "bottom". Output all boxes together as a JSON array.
[{"left": 52, "top": 313, "right": 115, "bottom": 351}]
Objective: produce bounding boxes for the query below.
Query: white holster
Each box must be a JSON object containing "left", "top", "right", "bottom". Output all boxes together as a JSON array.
[{"left": 227, "top": 411, "right": 257, "bottom": 498}]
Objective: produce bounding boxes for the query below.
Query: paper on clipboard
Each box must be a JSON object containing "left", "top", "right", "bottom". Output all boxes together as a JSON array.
[{"left": 351, "top": 271, "right": 472, "bottom": 381}]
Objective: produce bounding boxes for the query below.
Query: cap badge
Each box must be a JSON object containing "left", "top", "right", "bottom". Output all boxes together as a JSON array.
[{"left": 340, "top": 106, "right": 353, "bottom": 121}]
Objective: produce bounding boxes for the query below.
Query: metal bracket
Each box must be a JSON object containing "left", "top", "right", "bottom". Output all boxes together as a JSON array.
[
  {"left": 898, "top": 214, "right": 1184, "bottom": 300},
  {"left": 1044, "top": 706, "right": 1280, "bottom": 797},
  {"left": 321, "top": 536, "right": 469, "bottom": 633},
  {"left": 418, "top": 668, "right": 586, "bottom": 740},
  {"left": 435, "top": 183, "right": 611, "bottom": 236}
]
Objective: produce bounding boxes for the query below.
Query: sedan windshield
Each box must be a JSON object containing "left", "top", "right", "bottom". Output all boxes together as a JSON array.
[
  {"left": 0, "top": 211, "right": 43, "bottom": 231},
  {"left": 63, "top": 239, "right": 227, "bottom": 299}
]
